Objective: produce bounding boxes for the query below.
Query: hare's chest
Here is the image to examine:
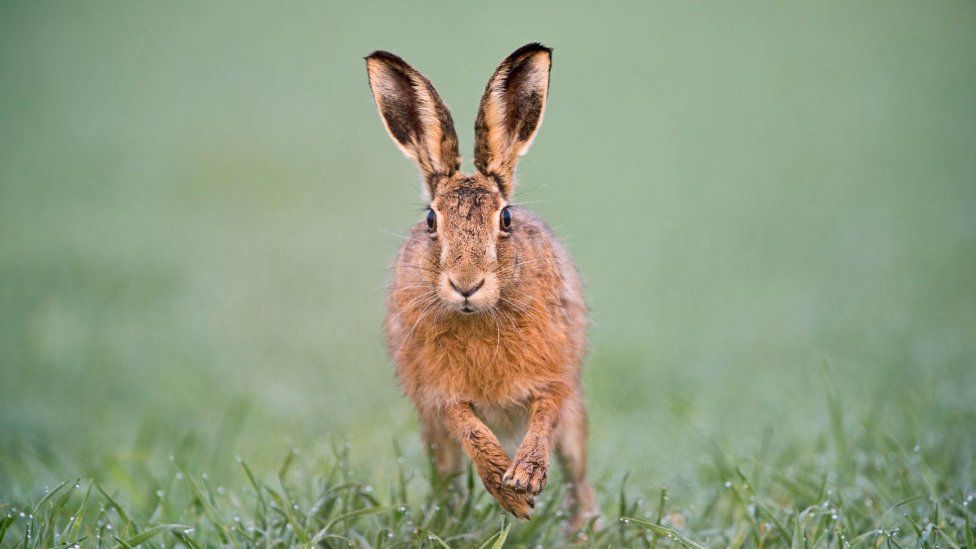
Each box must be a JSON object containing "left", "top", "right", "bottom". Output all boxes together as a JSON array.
[
  {"left": 423, "top": 345, "right": 538, "bottom": 405},
  {"left": 431, "top": 331, "right": 558, "bottom": 402},
  {"left": 395, "top": 310, "right": 566, "bottom": 408}
]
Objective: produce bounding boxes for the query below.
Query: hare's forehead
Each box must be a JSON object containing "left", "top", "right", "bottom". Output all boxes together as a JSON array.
[{"left": 433, "top": 182, "right": 504, "bottom": 219}]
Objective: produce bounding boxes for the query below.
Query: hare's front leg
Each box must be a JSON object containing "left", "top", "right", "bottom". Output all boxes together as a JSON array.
[
  {"left": 503, "top": 387, "right": 568, "bottom": 495},
  {"left": 443, "top": 402, "right": 535, "bottom": 519}
]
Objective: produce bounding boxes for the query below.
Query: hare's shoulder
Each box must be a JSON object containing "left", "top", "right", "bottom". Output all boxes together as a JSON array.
[{"left": 512, "top": 208, "right": 585, "bottom": 307}]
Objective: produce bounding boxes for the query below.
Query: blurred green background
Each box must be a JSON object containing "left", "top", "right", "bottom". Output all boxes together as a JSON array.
[{"left": 1, "top": 0, "right": 974, "bottom": 499}]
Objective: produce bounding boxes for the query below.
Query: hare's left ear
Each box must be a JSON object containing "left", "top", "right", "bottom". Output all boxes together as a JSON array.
[
  {"left": 473, "top": 43, "right": 552, "bottom": 198},
  {"left": 366, "top": 51, "right": 460, "bottom": 195}
]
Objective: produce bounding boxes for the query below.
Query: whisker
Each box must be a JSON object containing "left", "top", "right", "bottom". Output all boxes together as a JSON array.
[
  {"left": 396, "top": 264, "right": 440, "bottom": 276},
  {"left": 387, "top": 291, "right": 439, "bottom": 325},
  {"left": 396, "top": 295, "right": 441, "bottom": 354},
  {"left": 489, "top": 307, "right": 502, "bottom": 362},
  {"left": 491, "top": 256, "right": 560, "bottom": 277},
  {"left": 500, "top": 293, "right": 556, "bottom": 347},
  {"left": 399, "top": 290, "right": 439, "bottom": 312},
  {"left": 377, "top": 227, "right": 411, "bottom": 241},
  {"left": 499, "top": 307, "right": 529, "bottom": 358},
  {"left": 390, "top": 284, "right": 434, "bottom": 293}
]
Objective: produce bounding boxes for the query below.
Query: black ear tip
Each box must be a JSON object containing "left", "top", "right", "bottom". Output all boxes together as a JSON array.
[
  {"left": 365, "top": 50, "right": 408, "bottom": 66},
  {"left": 509, "top": 42, "right": 552, "bottom": 60}
]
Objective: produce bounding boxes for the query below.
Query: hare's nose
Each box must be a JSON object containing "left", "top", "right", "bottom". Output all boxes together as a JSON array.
[{"left": 449, "top": 278, "right": 485, "bottom": 298}]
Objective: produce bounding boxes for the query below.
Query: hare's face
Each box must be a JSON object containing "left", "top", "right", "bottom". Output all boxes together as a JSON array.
[
  {"left": 426, "top": 174, "right": 512, "bottom": 314},
  {"left": 367, "top": 44, "right": 552, "bottom": 314}
]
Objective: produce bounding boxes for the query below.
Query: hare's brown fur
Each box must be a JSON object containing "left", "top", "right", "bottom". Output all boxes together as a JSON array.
[{"left": 366, "top": 44, "right": 596, "bottom": 528}]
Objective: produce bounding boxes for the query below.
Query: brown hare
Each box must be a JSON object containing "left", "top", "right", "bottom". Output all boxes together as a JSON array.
[{"left": 365, "top": 43, "right": 596, "bottom": 529}]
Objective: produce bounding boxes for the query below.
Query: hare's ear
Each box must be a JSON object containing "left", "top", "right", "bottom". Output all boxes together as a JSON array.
[
  {"left": 473, "top": 43, "right": 552, "bottom": 198},
  {"left": 366, "top": 51, "right": 460, "bottom": 194}
]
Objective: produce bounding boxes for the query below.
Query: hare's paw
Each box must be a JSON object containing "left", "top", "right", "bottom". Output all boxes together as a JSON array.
[
  {"left": 489, "top": 483, "right": 536, "bottom": 520},
  {"left": 503, "top": 452, "right": 548, "bottom": 495}
]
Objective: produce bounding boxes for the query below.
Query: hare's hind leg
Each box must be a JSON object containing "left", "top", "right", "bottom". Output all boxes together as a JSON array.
[
  {"left": 555, "top": 395, "right": 598, "bottom": 532},
  {"left": 421, "top": 417, "right": 462, "bottom": 484}
]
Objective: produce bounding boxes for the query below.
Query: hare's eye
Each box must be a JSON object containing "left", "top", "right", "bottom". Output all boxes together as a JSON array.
[
  {"left": 426, "top": 208, "right": 436, "bottom": 232},
  {"left": 500, "top": 207, "right": 512, "bottom": 231}
]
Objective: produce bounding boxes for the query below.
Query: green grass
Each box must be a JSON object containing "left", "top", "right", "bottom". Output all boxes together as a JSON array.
[
  {"left": 2, "top": 0, "right": 975, "bottom": 547},
  {"left": 2, "top": 374, "right": 974, "bottom": 547}
]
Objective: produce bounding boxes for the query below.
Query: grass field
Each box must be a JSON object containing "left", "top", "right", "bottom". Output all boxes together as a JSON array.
[
  {"left": 1, "top": 0, "right": 975, "bottom": 546},
  {"left": 2, "top": 377, "right": 974, "bottom": 547}
]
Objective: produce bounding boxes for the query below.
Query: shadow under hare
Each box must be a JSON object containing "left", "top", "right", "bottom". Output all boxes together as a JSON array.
[{"left": 365, "top": 43, "right": 596, "bottom": 529}]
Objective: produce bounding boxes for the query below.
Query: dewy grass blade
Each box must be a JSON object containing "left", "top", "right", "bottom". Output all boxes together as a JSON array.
[
  {"left": 112, "top": 524, "right": 190, "bottom": 549},
  {"left": 475, "top": 529, "right": 501, "bottom": 549},
  {"left": 95, "top": 482, "right": 136, "bottom": 535},
  {"left": 60, "top": 479, "right": 92, "bottom": 542},
  {"left": 330, "top": 504, "right": 390, "bottom": 530},
  {"left": 180, "top": 467, "right": 240, "bottom": 548},
  {"left": 237, "top": 457, "right": 269, "bottom": 531},
  {"left": 621, "top": 517, "right": 705, "bottom": 549},
  {"left": 425, "top": 529, "right": 451, "bottom": 549},
  {"left": 31, "top": 479, "right": 72, "bottom": 516},
  {"left": 490, "top": 523, "right": 511, "bottom": 549},
  {"left": 266, "top": 483, "right": 310, "bottom": 544},
  {"left": 173, "top": 529, "right": 204, "bottom": 549},
  {"left": 0, "top": 515, "right": 12, "bottom": 545}
]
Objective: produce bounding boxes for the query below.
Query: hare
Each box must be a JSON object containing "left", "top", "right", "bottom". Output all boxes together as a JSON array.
[{"left": 365, "top": 43, "right": 596, "bottom": 529}]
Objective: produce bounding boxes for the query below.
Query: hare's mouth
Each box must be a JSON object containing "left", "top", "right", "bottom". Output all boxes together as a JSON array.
[{"left": 437, "top": 272, "right": 499, "bottom": 314}]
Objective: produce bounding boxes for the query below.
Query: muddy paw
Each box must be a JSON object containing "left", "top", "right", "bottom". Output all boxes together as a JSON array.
[{"left": 502, "top": 454, "right": 548, "bottom": 495}]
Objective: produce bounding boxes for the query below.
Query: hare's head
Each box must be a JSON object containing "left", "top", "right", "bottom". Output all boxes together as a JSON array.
[{"left": 366, "top": 44, "right": 551, "bottom": 314}]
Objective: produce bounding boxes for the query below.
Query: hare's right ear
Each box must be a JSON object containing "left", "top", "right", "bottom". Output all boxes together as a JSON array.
[{"left": 365, "top": 51, "right": 460, "bottom": 194}]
